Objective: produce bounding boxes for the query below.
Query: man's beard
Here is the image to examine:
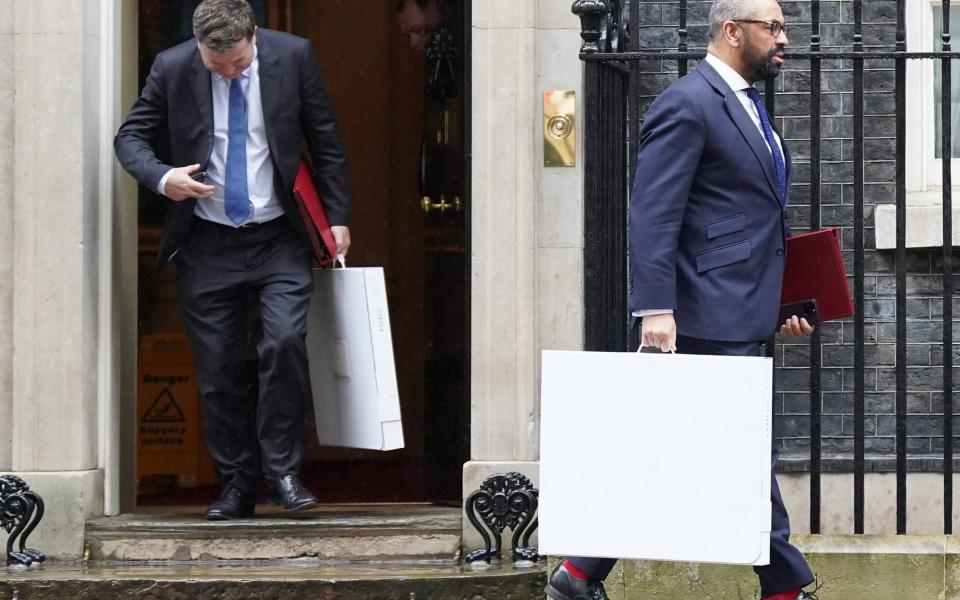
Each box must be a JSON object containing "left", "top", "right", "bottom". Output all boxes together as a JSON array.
[
  {"left": 754, "top": 47, "right": 783, "bottom": 80},
  {"left": 744, "top": 33, "right": 783, "bottom": 81}
]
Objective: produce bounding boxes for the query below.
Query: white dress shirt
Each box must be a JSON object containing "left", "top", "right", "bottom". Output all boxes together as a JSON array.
[
  {"left": 157, "top": 49, "right": 281, "bottom": 226},
  {"left": 703, "top": 52, "right": 784, "bottom": 157},
  {"left": 635, "top": 52, "right": 784, "bottom": 319}
]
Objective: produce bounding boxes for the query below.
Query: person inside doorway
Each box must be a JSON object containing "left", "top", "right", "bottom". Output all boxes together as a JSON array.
[
  {"left": 115, "top": 0, "right": 353, "bottom": 520},
  {"left": 396, "top": 0, "right": 443, "bottom": 54}
]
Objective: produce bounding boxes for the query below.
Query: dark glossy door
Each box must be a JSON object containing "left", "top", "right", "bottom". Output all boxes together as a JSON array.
[
  {"left": 134, "top": 0, "right": 470, "bottom": 506},
  {"left": 420, "top": 1, "right": 470, "bottom": 503}
]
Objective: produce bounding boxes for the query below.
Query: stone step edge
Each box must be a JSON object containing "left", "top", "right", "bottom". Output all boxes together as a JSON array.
[
  {"left": 3, "top": 563, "right": 546, "bottom": 581},
  {"left": 85, "top": 525, "right": 463, "bottom": 540},
  {"left": 85, "top": 513, "right": 462, "bottom": 533},
  {"left": 85, "top": 531, "right": 464, "bottom": 561}
]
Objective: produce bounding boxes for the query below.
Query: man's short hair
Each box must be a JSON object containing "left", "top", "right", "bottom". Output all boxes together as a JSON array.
[
  {"left": 708, "top": 0, "right": 765, "bottom": 42},
  {"left": 193, "top": 0, "right": 257, "bottom": 53}
]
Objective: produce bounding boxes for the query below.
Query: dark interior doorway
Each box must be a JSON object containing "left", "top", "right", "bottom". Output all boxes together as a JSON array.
[{"left": 134, "top": 0, "right": 469, "bottom": 507}]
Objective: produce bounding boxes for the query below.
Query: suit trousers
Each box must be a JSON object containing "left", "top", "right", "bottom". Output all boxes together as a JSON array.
[
  {"left": 568, "top": 335, "right": 815, "bottom": 598},
  {"left": 175, "top": 216, "right": 313, "bottom": 495}
]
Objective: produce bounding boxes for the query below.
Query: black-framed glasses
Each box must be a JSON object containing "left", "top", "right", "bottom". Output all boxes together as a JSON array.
[{"left": 733, "top": 19, "right": 788, "bottom": 37}]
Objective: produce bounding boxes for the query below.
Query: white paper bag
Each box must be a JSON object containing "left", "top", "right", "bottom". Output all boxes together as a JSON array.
[
  {"left": 306, "top": 266, "right": 404, "bottom": 451},
  {"left": 538, "top": 350, "right": 772, "bottom": 566}
]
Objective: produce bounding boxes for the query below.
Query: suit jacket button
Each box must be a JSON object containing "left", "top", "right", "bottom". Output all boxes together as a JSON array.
[{"left": 776, "top": 248, "right": 785, "bottom": 256}]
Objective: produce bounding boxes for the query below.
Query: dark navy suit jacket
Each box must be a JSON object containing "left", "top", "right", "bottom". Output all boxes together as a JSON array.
[
  {"left": 628, "top": 59, "right": 791, "bottom": 342},
  {"left": 114, "top": 28, "right": 351, "bottom": 268}
]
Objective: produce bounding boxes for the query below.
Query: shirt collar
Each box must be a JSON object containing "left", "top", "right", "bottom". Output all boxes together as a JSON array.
[{"left": 704, "top": 52, "right": 751, "bottom": 93}]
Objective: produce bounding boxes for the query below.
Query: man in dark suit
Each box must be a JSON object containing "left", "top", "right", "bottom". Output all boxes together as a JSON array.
[
  {"left": 545, "top": 0, "right": 820, "bottom": 599},
  {"left": 115, "top": 0, "right": 352, "bottom": 520}
]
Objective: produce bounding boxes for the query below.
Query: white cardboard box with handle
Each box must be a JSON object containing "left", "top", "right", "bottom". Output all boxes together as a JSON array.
[{"left": 538, "top": 350, "right": 772, "bottom": 566}]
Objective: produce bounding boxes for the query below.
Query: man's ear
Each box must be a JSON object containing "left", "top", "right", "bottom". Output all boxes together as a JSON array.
[{"left": 723, "top": 21, "right": 741, "bottom": 48}]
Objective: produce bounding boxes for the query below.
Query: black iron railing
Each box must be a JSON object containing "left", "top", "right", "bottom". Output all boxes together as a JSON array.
[
  {"left": 574, "top": 0, "right": 959, "bottom": 535},
  {"left": 1, "top": 475, "right": 45, "bottom": 568}
]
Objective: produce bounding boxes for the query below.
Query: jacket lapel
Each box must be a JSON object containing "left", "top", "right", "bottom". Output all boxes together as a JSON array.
[
  {"left": 190, "top": 50, "right": 214, "bottom": 138},
  {"left": 697, "top": 61, "right": 784, "bottom": 206},
  {"left": 256, "top": 34, "right": 283, "bottom": 160}
]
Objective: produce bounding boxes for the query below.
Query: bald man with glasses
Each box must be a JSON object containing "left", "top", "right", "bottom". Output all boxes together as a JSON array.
[{"left": 545, "top": 1, "right": 822, "bottom": 599}]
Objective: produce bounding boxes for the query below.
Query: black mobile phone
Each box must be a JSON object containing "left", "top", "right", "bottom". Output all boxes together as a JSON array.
[
  {"left": 775, "top": 298, "right": 820, "bottom": 333},
  {"left": 191, "top": 170, "right": 208, "bottom": 183}
]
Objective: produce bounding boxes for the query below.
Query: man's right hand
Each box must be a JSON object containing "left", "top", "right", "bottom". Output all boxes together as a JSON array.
[
  {"left": 641, "top": 313, "right": 677, "bottom": 353},
  {"left": 163, "top": 164, "right": 215, "bottom": 201}
]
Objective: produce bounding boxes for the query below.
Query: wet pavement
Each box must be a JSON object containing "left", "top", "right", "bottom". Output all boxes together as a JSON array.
[
  {"left": 2, "top": 559, "right": 540, "bottom": 580},
  {"left": 0, "top": 560, "right": 547, "bottom": 599}
]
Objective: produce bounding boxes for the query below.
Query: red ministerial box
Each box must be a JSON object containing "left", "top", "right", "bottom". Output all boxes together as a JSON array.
[
  {"left": 293, "top": 159, "right": 338, "bottom": 267},
  {"left": 780, "top": 228, "right": 854, "bottom": 322}
]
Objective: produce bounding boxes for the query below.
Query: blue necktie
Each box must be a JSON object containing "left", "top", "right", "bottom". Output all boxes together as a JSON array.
[
  {"left": 745, "top": 87, "right": 787, "bottom": 201},
  {"left": 225, "top": 77, "right": 251, "bottom": 225}
]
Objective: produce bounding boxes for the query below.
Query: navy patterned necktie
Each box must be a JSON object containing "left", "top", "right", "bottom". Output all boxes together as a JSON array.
[
  {"left": 745, "top": 87, "right": 787, "bottom": 200},
  {"left": 225, "top": 77, "right": 251, "bottom": 225}
]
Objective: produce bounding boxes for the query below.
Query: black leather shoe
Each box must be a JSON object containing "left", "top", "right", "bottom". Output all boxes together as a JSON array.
[
  {"left": 204, "top": 486, "right": 255, "bottom": 520},
  {"left": 794, "top": 584, "right": 823, "bottom": 600},
  {"left": 793, "top": 577, "right": 824, "bottom": 600},
  {"left": 265, "top": 474, "right": 319, "bottom": 511},
  {"left": 545, "top": 564, "right": 609, "bottom": 600}
]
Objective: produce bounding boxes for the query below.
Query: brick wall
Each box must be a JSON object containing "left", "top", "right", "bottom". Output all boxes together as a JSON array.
[{"left": 627, "top": 0, "right": 956, "bottom": 470}]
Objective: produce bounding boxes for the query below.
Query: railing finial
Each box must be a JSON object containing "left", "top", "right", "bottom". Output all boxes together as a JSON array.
[{"left": 572, "top": 0, "right": 608, "bottom": 55}]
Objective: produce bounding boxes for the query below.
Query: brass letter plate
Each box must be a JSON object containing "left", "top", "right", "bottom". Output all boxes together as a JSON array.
[{"left": 544, "top": 90, "right": 576, "bottom": 167}]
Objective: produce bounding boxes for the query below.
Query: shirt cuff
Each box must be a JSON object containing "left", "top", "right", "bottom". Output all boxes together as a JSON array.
[
  {"left": 632, "top": 309, "right": 674, "bottom": 317},
  {"left": 157, "top": 169, "right": 175, "bottom": 197}
]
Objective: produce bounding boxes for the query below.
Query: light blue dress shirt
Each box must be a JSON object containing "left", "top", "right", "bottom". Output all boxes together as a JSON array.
[{"left": 157, "top": 49, "right": 281, "bottom": 226}]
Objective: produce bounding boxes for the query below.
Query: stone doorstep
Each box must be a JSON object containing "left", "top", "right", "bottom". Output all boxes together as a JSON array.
[
  {"left": 84, "top": 504, "right": 464, "bottom": 562},
  {"left": 0, "top": 561, "right": 549, "bottom": 600}
]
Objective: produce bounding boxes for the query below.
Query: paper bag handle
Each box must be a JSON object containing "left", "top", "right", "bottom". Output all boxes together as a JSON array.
[
  {"left": 336, "top": 254, "right": 346, "bottom": 269},
  {"left": 637, "top": 342, "right": 676, "bottom": 354}
]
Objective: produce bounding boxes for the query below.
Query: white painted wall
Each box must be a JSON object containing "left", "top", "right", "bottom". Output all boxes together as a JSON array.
[
  {"left": 0, "top": 0, "right": 15, "bottom": 471},
  {"left": 11, "top": 0, "right": 100, "bottom": 472},
  {"left": 0, "top": 0, "right": 112, "bottom": 557},
  {"left": 470, "top": 0, "right": 585, "bottom": 463},
  {"left": 534, "top": 3, "right": 584, "bottom": 461},
  {"left": 471, "top": 1, "right": 539, "bottom": 462}
]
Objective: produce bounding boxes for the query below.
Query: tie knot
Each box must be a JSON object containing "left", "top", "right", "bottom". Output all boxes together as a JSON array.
[{"left": 745, "top": 87, "right": 762, "bottom": 103}]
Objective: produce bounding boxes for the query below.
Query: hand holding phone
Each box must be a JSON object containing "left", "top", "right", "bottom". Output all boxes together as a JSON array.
[
  {"left": 776, "top": 299, "right": 819, "bottom": 336},
  {"left": 163, "top": 164, "right": 214, "bottom": 202}
]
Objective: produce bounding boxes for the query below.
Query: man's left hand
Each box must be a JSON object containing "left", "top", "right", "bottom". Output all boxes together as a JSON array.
[
  {"left": 779, "top": 315, "right": 815, "bottom": 337},
  {"left": 332, "top": 225, "right": 351, "bottom": 258}
]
